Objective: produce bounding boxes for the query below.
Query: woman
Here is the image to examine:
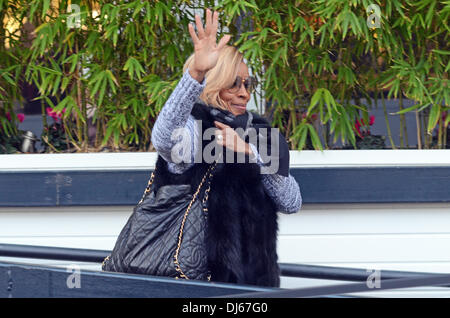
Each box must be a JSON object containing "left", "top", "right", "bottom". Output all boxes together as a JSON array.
[{"left": 151, "top": 9, "right": 302, "bottom": 287}]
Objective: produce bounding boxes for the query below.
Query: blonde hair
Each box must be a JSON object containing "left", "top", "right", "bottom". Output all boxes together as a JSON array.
[{"left": 183, "top": 45, "right": 244, "bottom": 112}]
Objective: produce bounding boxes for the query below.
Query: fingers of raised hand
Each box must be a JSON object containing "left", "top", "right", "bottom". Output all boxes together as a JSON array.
[
  {"left": 205, "top": 9, "right": 213, "bottom": 35},
  {"left": 195, "top": 13, "right": 205, "bottom": 39},
  {"left": 204, "top": 9, "right": 220, "bottom": 38},
  {"left": 210, "top": 10, "right": 219, "bottom": 37},
  {"left": 217, "top": 34, "right": 231, "bottom": 50},
  {"left": 188, "top": 23, "right": 199, "bottom": 45},
  {"left": 189, "top": 9, "right": 220, "bottom": 42}
]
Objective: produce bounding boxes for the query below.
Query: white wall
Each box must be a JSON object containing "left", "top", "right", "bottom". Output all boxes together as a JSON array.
[{"left": 1, "top": 202, "right": 450, "bottom": 297}]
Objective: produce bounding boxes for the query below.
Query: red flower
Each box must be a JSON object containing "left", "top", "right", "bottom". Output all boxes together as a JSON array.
[
  {"left": 4, "top": 112, "right": 25, "bottom": 123},
  {"left": 17, "top": 113, "right": 25, "bottom": 123},
  {"left": 46, "top": 107, "right": 58, "bottom": 120},
  {"left": 354, "top": 120, "right": 362, "bottom": 137},
  {"left": 46, "top": 107, "right": 65, "bottom": 121},
  {"left": 355, "top": 116, "right": 375, "bottom": 138}
]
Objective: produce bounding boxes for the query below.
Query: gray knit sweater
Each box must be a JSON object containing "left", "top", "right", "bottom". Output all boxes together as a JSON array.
[{"left": 151, "top": 69, "right": 302, "bottom": 214}]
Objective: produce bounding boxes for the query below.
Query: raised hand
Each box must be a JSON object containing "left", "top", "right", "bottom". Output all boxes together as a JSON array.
[{"left": 188, "top": 9, "right": 231, "bottom": 81}]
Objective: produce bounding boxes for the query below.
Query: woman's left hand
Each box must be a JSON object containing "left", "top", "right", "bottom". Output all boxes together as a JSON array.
[{"left": 214, "top": 121, "right": 253, "bottom": 155}]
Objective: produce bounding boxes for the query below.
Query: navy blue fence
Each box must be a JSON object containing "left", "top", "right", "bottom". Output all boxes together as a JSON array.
[
  {"left": 2, "top": 244, "right": 450, "bottom": 298},
  {"left": 1, "top": 166, "right": 450, "bottom": 207}
]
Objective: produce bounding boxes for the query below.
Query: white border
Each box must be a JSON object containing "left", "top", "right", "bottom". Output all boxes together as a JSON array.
[
  {"left": 0, "top": 152, "right": 158, "bottom": 172},
  {"left": 1, "top": 150, "right": 450, "bottom": 172},
  {"left": 290, "top": 150, "right": 450, "bottom": 168}
]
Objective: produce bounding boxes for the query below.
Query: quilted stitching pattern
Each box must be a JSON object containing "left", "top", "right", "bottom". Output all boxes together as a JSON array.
[{"left": 103, "top": 183, "right": 210, "bottom": 280}]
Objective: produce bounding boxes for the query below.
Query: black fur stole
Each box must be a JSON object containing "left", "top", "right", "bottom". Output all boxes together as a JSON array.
[{"left": 152, "top": 102, "right": 280, "bottom": 287}]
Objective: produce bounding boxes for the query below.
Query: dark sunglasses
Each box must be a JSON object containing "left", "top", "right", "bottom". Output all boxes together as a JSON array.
[{"left": 228, "top": 76, "right": 258, "bottom": 94}]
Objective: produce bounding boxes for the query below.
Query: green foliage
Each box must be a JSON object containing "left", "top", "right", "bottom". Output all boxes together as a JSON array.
[
  {"left": 229, "top": 0, "right": 449, "bottom": 149},
  {"left": 0, "top": 130, "right": 23, "bottom": 154},
  {"left": 0, "top": 0, "right": 449, "bottom": 152},
  {"left": 41, "top": 122, "right": 70, "bottom": 152}
]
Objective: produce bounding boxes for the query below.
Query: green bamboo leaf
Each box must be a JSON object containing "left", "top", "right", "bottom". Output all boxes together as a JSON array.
[
  {"left": 97, "top": 77, "right": 108, "bottom": 106},
  {"left": 44, "top": 96, "right": 55, "bottom": 109},
  {"left": 89, "top": 72, "right": 104, "bottom": 98},
  {"left": 53, "top": 95, "right": 70, "bottom": 113},
  {"left": 39, "top": 74, "right": 52, "bottom": 95},
  {"left": 272, "top": 47, "right": 283, "bottom": 65},
  {"left": 28, "top": 1, "right": 39, "bottom": 23},
  {"left": 102, "top": 126, "right": 114, "bottom": 146},
  {"left": 307, "top": 124, "right": 323, "bottom": 150},
  {"left": 238, "top": 0, "right": 258, "bottom": 11},
  {"left": 63, "top": 54, "right": 79, "bottom": 73},
  {"left": 386, "top": 79, "right": 400, "bottom": 99},
  {"left": 329, "top": 116, "right": 337, "bottom": 135},
  {"left": 105, "top": 70, "right": 118, "bottom": 92},
  {"left": 36, "top": 65, "right": 62, "bottom": 76},
  {"left": 61, "top": 77, "right": 71, "bottom": 92},
  {"left": 121, "top": 113, "right": 128, "bottom": 130},
  {"left": 323, "top": 89, "right": 339, "bottom": 114},
  {"left": 1, "top": 72, "right": 16, "bottom": 86},
  {"left": 433, "top": 49, "right": 450, "bottom": 55},
  {"left": 114, "top": 130, "right": 120, "bottom": 146},
  {"left": 132, "top": 1, "right": 145, "bottom": 18},
  {"left": 425, "top": 0, "right": 436, "bottom": 28},
  {"left": 1, "top": 117, "right": 10, "bottom": 136},
  {"left": 307, "top": 88, "right": 323, "bottom": 115},
  {"left": 445, "top": 113, "right": 450, "bottom": 128},
  {"left": 341, "top": 107, "right": 356, "bottom": 145},
  {"left": 123, "top": 58, "right": 135, "bottom": 80},
  {"left": 341, "top": 12, "right": 350, "bottom": 40},
  {"left": 42, "top": 0, "right": 50, "bottom": 19},
  {"left": 349, "top": 11, "right": 362, "bottom": 36},
  {"left": 390, "top": 103, "right": 422, "bottom": 115},
  {"left": 427, "top": 103, "right": 440, "bottom": 133},
  {"left": 318, "top": 24, "right": 328, "bottom": 47},
  {"left": 156, "top": 3, "right": 164, "bottom": 29},
  {"left": 296, "top": 124, "right": 309, "bottom": 150},
  {"left": 113, "top": 31, "right": 118, "bottom": 47},
  {"left": 349, "top": 104, "right": 367, "bottom": 112},
  {"left": 51, "top": 75, "right": 62, "bottom": 96}
]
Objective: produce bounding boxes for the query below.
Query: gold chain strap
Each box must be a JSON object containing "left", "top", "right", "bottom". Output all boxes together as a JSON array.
[
  {"left": 104, "top": 162, "right": 217, "bottom": 279},
  {"left": 173, "top": 161, "right": 217, "bottom": 280},
  {"left": 138, "top": 168, "right": 156, "bottom": 205}
]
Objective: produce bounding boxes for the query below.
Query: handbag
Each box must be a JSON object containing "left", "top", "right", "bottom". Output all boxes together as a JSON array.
[{"left": 102, "top": 161, "right": 217, "bottom": 280}]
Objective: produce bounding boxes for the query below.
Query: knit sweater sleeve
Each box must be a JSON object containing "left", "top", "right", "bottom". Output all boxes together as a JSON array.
[
  {"left": 261, "top": 173, "right": 302, "bottom": 214},
  {"left": 248, "top": 143, "right": 302, "bottom": 214},
  {"left": 150, "top": 68, "right": 203, "bottom": 173}
]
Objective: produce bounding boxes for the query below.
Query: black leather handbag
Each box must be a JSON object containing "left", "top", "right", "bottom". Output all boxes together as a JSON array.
[{"left": 102, "top": 162, "right": 217, "bottom": 280}]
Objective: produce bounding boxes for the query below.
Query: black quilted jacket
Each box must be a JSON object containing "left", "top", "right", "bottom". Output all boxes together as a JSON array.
[{"left": 152, "top": 103, "right": 280, "bottom": 287}]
